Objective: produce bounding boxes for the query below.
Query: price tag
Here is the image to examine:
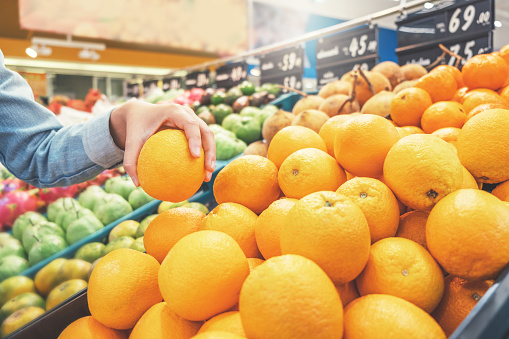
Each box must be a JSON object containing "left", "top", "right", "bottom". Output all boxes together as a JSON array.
[
  {"left": 396, "top": 0, "right": 494, "bottom": 67},
  {"left": 142, "top": 80, "right": 159, "bottom": 95},
  {"left": 316, "top": 25, "right": 379, "bottom": 86},
  {"left": 260, "top": 45, "right": 304, "bottom": 90},
  {"left": 397, "top": 33, "right": 492, "bottom": 67},
  {"left": 185, "top": 70, "right": 210, "bottom": 89},
  {"left": 215, "top": 62, "right": 248, "bottom": 89},
  {"left": 126, "top": 83, "right": 140, "bottom": 98},
  {"left": 162, "top": 77, "right": 183, "bottom": 91}
]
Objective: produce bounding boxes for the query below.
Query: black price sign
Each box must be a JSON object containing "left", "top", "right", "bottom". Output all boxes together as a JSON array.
[
  {"left": 162, "top": 77, "right": 182, "bottom": 91},
  {"left": 215, "top": 62, "right": 247, "bottom": 89},
  {"left": 316, "top": 25, "right": 378, "bottom": 86},
  {"left": 126, "top": 82, "right": 140, "bottom": 98},
  {"left": 396, "top": 0, "right": 494, "bottom": 67},
  {"left": 260, "top": 45, "right": 304, "bottom": 90},
  {"left": 143, "top": 80, "right": 159, "bottom": 95},
  {"left": 185, "top": 70, "right": 210, "bottom": 89}
]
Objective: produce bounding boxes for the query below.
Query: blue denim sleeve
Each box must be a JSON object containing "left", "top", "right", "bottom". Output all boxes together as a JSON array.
[{"left": 0, "top": 50, "right": 124, "bottom": 188}]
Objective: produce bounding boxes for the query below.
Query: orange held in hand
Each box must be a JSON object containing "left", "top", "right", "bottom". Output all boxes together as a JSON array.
[{"left": 137, "top": 129, "right": 206, "bottom": 202}]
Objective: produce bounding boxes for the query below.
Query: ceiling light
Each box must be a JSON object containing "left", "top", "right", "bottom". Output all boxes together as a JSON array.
[
  {"left": 495, "top": 20, "right": 502, "bottom": 28},
  {"left": 424, "top": 2, "right": 434, "bottom": 9},
  {"left": 25, "top": 47, "right": 37, "bottom": 58}
]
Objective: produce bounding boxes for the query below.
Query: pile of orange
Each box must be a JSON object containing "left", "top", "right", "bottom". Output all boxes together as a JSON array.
[{"left": 57, "top": 47, "right": 509, "bottom": 339}]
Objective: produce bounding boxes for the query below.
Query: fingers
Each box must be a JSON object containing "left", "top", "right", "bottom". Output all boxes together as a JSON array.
[
  {"left": 123, "top": 132, "right": 145, "bottom": 187},
  {"left": 182, "top": 106, "right": 216, "bottom": 173},
  {"left": 167, "top": 106, "right": 202, "bottom": 158},
  {"left": 204, "top": 171, "right": 212, "bottom": 183}
]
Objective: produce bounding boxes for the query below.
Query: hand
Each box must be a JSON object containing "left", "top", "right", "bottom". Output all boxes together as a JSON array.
[{"left": 109, "top": 100, "right": 215, "bottom": 186}]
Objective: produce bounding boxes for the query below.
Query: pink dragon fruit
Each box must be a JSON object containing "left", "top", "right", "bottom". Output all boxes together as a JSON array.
[
  {"left": 0, "top": 190, "right": 41, "bottom": 228},
  {"left": 38, "top": 186, "right": 80, "bottom": 205}
]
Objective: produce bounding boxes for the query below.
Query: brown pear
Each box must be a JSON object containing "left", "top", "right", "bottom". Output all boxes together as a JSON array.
[
  {"left": 400, "top": 64, "right": 428, "bottom": 81},
  {"left": 292, "top": 95, "right": 325, "bottom": 115},
  {"left": 262, "top": 110, "right": 294, "bottom": 144},
  {"left": 244, "top": 140, "right": 269, "bottom": 157},
  {"left": 393, "top": 80, "right": 418, "bottom": 94},
  {"left": 318, "top": 80, "right": 352, "bottom": 99},
  {"left": 319, "top": 94, "right": 360, "bottom": 117},
  {"left": 341, "top": 71, "right": 392, "bottom": 107},
  {"left": 361, "top": 91, "right": 396, "bottom": 118},
  {"left": 371, "top": 61, "right": 404, "bottom": 89},
  {"left": 291, "top": 109, "right": 330, "bottom": 133}
]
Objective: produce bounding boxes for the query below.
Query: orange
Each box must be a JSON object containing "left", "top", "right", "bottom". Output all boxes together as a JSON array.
[
  {"left": 336, "top": 177, "right": 399, "bottom": 243},
  {"left": 499, "top": 44, "right": 509, "bottom": 65},
  {"left": 130, "top": 302, "right": 201, "bottom": 339},
  {"left": 377, "top": 174, "right": 408, "bottom": 215},
  {"left": 247, "top": 258, "right": 264, "bottom": 273},
  {"left": 500, "top": 85, "right": 509, "bottom": 102},
  {"left": 421, "top": 101, "right": 466, "bottom": 133},
  {"left": 343, "top": 294, "right": 446, "bottom": 339},
  {"left": 431, "top": 65, "right": 464, "bottom": 88},
  {"left": 267, "top": 126, "right": 327, "bottom": 169},
  {"left": 467, "top": 102, "right": 508, "bottom": 121},
  {"left": 334, "top": 114, "right": 400, "bottom": 178},
  {"left": 457, "top": 109, "right": 509, "bottom": 183},
  {"left": 318, "top": 115, "right": 354, "bottom": 156},
  {"left": 191, "top": 332, "right": 245, "bottom": 339},
  {"left": 390, "top": 87, "right": 433, "bottom": 126},
  {"left": 399, "top": 125, "right": 425, "bottom": 135},
  {"left": 400, "top": 63, "right": 428, "bottom": 80},
  {"left": 453, "top": 86, "right": 469, "bottom": 103},
  {"left": 144, "top": 207, "right": 205, "bottom": 263},
  {"left": 334, "top": 281, "right": 360, "bottom": 307},
  {"left": 426, "top": 189, "right": 509, "bottom": 281},
  {"left": 213, "top": 155, "right": 280, "bottom": 214},
  {"left": 239, "top": 254, "right": 343, "bottom": 339},
  {"left": 254, "top": 198, "right": 297, "bottom": 260},
  {"left": 198, "top": 311, "right": 245, "bottom": 337},
  {"left": 200, "top": 203, "right": 260, "bottom": 258},
  {"left": 88, "top": 249, "right": 161, "bottom": 330},
  {"left": 462, "top": 89, "right": 508, "bottom": 113},
  {"left": 356, "top": 237, "right": 444, "bottom": 313},
  {"left": 280, "top": 191, "right": 370, "bottom": 283},
  {"left": 431, "top": 276, "right": 494, "bottom": 337},
  {"left": 461, "top": 166, "right": 480, "bottom": 189},
  {"left": 431, "top": 127, "right": 461, "bottom": 144},
  {"left": 492, "top": 180, "right": 509, "bottom": 201},
  {"left": 395, "top": 127, "right": 412, "bottom": 138},
  {"left": 278, "top": 148, "right": 346, "bottom": 199},
  {"left": 414, "top": 70, "right": 457, "bottom": 102},
  {"left": 396, "top": 210, "right": 429, "bottom": 249},
  {"left": 462, "top": 54, "right": 509, "bottom": 90},
  {"left": 138, "top": 129, "right": 205, "bottom": 202},
  {"left": 159, "top": 231, "right": 249, "bottom": 321},
  {"left": 383, "top": 134, "right": 463, "bottom": 211},
  {"left": 58, "top": 316, "right": 127, "bottom": 339}
]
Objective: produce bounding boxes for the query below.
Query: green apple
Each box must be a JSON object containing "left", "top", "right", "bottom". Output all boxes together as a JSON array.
[
  {"left": 105, "top": 176, "right": 137, "bottom": 200},
  {"left": 135, "top": 214, "right": 158, "bottom": 238},
  {"left": 47, "top": 198, "right": 80, "bottom": 222},
  {"left": 12, "top": 212, "right": 47, "bottom": 241},
  {"left": 78, "top": 186, "right": 107, "bottom": 211},
  {"left": 108, "top": 220, "right": 139, "bottom": 242},
  {"left": 215, "top": 133, "right": 247, "bottom": 161},
  {"left": 0, "top": 256, "right": 29, "bottom": 282},
  {"left": 129, "top": 237, "right": 145, "bottom": 252},
  {"left": 59, "top": 208, "right": 95, "bottom": 232},
  {"left": 212, "top": 104, "right": 233, "bottom": 125},
  {"left": 93, "top": 194, "right": 133, "bottom": 225},
  {"left": 222, "top": 114, "right": 242, "bottom": 132},
  {"left": 0, "top": 234, "right": 14, "bottom": 246},
  {"left": 74, "top": 242, "right": 105, "bottom": 264},
  {"left": 232, "top": 116, "right": 262, "bottom": 144},
  {"left": 128, "top": 187, "right": 155, "bottom": 210},
  {"left": 0, "top": 239, "right": 25, "bottom": 260},
  {"left": 54, "top": 203, "right": 82, "bottom": 228},
  {"left": 66, "top": 216, "right": 104, "bottom": 245},
  {"left": 22, "top": 223, "right": 64, "bottom": 253},
  {"left": 102, "top": 237, "right": 135, "bottom": 256},
  {"left": 28, "top": 235, "right": 68, "bottom": 266}
]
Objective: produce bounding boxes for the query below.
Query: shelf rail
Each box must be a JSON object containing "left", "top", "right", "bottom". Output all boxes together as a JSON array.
[{"left": 163, "top": 0, "right": 439, "bottom": 77}]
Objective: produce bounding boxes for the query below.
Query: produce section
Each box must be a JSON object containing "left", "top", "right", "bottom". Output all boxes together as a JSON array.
[{"left": 2, "top": 0, "right": 509, "bottom": 338}]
